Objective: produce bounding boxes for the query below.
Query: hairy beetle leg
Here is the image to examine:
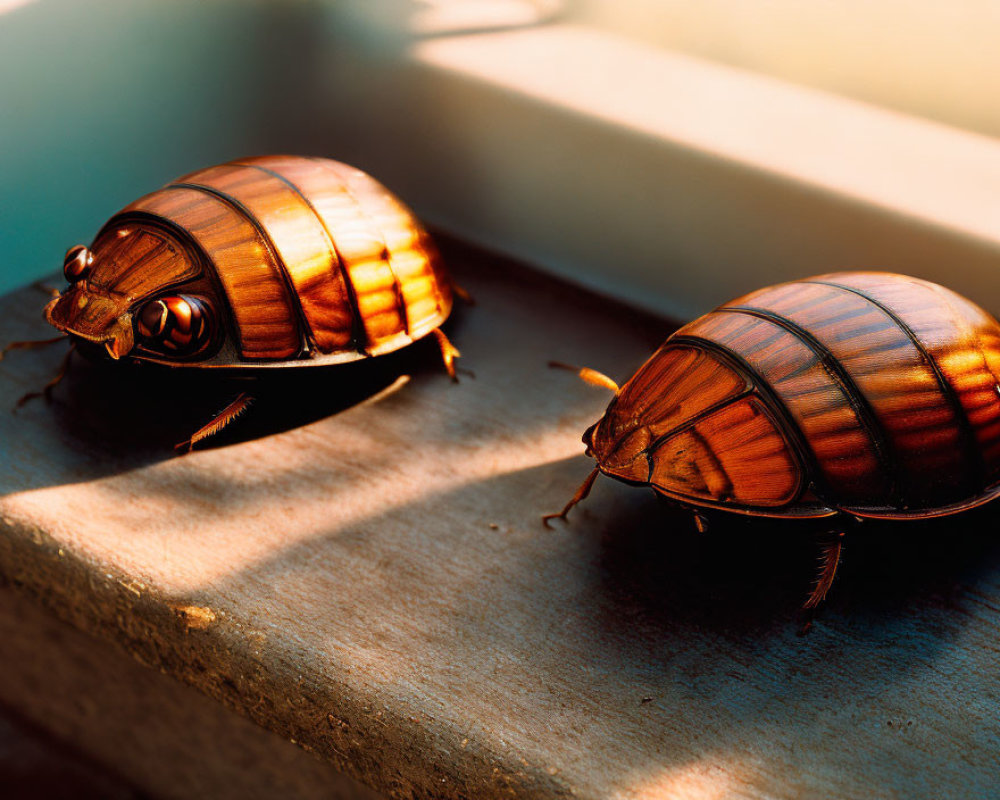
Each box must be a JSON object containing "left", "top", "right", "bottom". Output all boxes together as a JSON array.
[
  {"left": 431, "top": 328, "right": 462, "bottom": 382},
  {"left": 548, "top": 361, "right": 619, "bottom": 393},
  {"left": 175, "top": 392, "right": 254, "bottom": 454},
  {"left": 543, "top": 467, "right": 600, "bottom": 528},
  {"left": 803, "top": 530, "right": 845, "bottom": 611},
  {"left": 15, "top": 344, "right": 75, "bottom": 409}
]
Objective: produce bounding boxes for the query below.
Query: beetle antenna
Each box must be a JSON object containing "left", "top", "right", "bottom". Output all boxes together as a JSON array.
[
  {"left": 31, "top": 281, "right": 61, "bottom": 298},
  {"left": 14, "top": 342, "right": 75, "bottom": 409},
  {"left": 542, "top": 467, "right": 600, "bottom": 528},
  {"left": 0, "top": 334, "right": 67, "bottom": 362},
  {"left": 548, "top": 361, "right": 619, "bottom": 393},
  {"left": 450, "top": 281, "right": 475, "bottom": 306}
]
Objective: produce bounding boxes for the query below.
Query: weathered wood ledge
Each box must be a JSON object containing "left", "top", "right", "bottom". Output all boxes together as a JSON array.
[{"left": 1, "top": 240, "right": 999, "bottom": 799}]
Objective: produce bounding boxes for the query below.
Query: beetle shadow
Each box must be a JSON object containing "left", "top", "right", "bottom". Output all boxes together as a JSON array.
[
  {"left": 589, "top": 482, "right": 1000, "bottom": 640},
  {"left": 585, "top": 491, "right": 819, "bottom": 635},
  {"left": 568, "top": 469, "right": 1000, "bottom": 796},
  {"left": 0, "top": 327, "right": 464, "bottom": 495},
  {"left": 63, "top": 339, "right": 456, "bottom": 450}
]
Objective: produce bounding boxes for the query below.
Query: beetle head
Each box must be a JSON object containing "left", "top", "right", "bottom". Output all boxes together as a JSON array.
[
  {"left": 45, "top": 245, "right": 136, "bottom": 360},
  {"left": 584, "top": 414, "right": 651, "bottom": 483},
  {"left": 45, "top": 230, "right": 216, "bottom": 363}
]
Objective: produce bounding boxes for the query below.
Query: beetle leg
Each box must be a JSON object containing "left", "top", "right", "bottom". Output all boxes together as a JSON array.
[
  {"left": 451, "top": 282, "right": 475, "bottom": 306},
  {"left": 14, "top": 343, "right": 75, "bottom": 409},
  {"left": 175, "top": 393, "right": 254, "bottom": 454},
  {"left": 431, "top": 328, "right": 462, "bottom": 382},
  {"left": 548, "top": 361, "right": 619, "bottom": 393},
  {"left": 692, "top": 512, "right": 709, "bottom": 533},
  {"left": 803, "top": 530, "right": 845, "bottom": 610},
  {"left": 543, "top": 467, "right": 600, "bottom": 528},
  {"left": 0, "top": 334, "right": 68, "bottom": 362}
]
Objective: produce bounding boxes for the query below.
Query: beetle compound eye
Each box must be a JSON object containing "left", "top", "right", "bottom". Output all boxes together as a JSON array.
[
  {"left": 63, "top": 245, "right": 92, "bottom": 283},
  {"left": 136, "top": 295, "right": 213, "bottom": 356}
]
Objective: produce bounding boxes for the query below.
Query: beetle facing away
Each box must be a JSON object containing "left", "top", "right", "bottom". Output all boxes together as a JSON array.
[
  {"left": 546, "top": 272, "right": 1000, "bottom": 610},
  {"left": 9, "top": 155, "right": 462, "bottom": 450}
]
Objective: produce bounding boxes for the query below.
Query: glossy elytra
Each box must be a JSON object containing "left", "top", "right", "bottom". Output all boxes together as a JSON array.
[
  {"left": 547, "top": 272, "right": 1000, "bottom": 610},
  {"left": 7, "top": 155, "right": 463, "bottom": 451}
]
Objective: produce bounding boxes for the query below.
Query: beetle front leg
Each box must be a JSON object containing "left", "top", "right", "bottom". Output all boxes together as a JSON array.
[
  {"left": 175, "top": 392, "right": 254, "bottom": 454},
  {"left": 543, "top": 467, "right": 601, "bottom": 528},
  {"left": 13, "top": 343, "right": 75, "bottom": 409}
]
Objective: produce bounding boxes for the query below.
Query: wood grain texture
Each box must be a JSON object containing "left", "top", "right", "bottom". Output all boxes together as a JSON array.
[
  {"left": 0, "top": 587, "right": 379, "bottom": 800},
  {"left": 736, "top": 279, "right": 973, "bottom": 502},
  {"left": 88, "top": 226, "right": 196, "bottom": 301},
  {"left": 821, "top": 272, "right": 1000, "bottom": 485},
  {"left": 594, "top": 272, "right": 1000, "bottom": 519},
  {"left": 319, "top": 159, "right": 450, "bottom": 343},
  {"left": 2, "top": 245, "right": 999, "bottom": 799}
]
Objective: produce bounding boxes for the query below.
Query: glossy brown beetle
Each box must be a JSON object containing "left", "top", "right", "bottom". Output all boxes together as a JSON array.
[
  {"left": 547, "top": 272, "right": 1000, "bottom": 609},
  {"left": 12, "top": 155, "right": 461, "bottom": 450}
]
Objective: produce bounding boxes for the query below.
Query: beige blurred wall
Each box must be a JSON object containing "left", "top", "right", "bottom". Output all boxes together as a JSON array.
[{"left": 573, "top": 0, "right": 1000, "bottom": 138}]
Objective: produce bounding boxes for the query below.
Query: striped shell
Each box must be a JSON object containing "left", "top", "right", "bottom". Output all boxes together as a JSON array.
[
  {"left": 45, "top": 156, "right": 452, "bottom": 367},
  {"left": 588, "top": 272, "right": 1000, "bottom": 519}
]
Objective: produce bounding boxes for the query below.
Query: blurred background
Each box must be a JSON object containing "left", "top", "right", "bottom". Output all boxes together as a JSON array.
[{"left": 4, "top": 0, "right": 1000, "bottom": 317}]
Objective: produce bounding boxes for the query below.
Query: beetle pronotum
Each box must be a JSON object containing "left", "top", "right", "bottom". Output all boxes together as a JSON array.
[
  {"left": 4, "top": 155, "right": 463, "bottom": 450},
  {"left": 547, "top": 272, "right": 1000, "bottom": 611}
]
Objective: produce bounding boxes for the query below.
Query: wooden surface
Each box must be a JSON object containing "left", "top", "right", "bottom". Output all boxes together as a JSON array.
[
  {"left": 1, "top": 240, "right": 999, "bottom": 799},
  {"left": 0, "top": 586, "right": 377, "bottom": 800}
]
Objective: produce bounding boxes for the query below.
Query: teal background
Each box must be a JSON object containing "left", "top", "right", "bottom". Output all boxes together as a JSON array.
[{"left": 0, "top": 0, "right": 328, "bottom": 296}]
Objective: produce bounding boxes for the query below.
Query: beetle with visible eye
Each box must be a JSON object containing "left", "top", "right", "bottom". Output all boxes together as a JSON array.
[
  {"left": 546, "top": 272, "right": 1000, "bottom": 615},
  {"left": 7, "top": 155, "right": 462, "bottom": 450}
]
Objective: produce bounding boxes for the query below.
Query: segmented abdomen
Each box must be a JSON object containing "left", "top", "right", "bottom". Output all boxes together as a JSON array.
[{"left": 119, "top": 155, "right": 451, "bottom": 361}]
